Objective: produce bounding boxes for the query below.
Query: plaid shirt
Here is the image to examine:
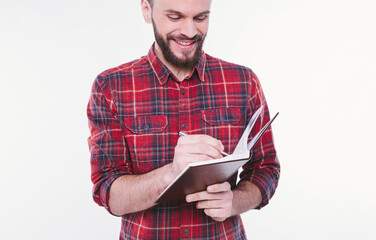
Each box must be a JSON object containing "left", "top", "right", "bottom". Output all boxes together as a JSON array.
[{"left": 87, "top": 45, "right": 280, "bottom": 239}]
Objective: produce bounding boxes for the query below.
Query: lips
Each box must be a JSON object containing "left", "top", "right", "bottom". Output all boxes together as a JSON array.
[
  {"left": 175, "top": 40, "right": 195, "bottom": 46},
  {"left": 172, "top": 39, "right": 197, "bottom": 51}
]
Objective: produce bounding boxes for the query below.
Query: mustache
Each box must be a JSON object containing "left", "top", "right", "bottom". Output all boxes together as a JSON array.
[{"left": 167, "top": 34, "right": 203, "bottom": 42}]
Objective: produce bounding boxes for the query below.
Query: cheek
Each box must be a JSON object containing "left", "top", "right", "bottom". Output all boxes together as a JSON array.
[
  {"left": 197, "top": 23, "right": 209, "bottom": 36},
  {"left": 157, "top": 20, "right": 180, "bottom": 34}
]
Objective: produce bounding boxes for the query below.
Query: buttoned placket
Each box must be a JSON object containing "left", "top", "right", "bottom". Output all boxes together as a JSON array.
[
  {"left": 176, "top": 77, "right": 193, "bottom": 239},
  {"left": 178, "top": 79, "right": 189, "bottom": 133}
]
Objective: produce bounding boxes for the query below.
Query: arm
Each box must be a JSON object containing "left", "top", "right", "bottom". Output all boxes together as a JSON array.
[
  {"left": 108, "top": 134, "right": 225, "bottom": 215},
  {"left": 88, "top": 77, "right": 174, "bottom": 215},
  {"left": 232, "top": 181, "right": 262, "bottom": 215},
  {"left": 108, "top": 164, "right": 174, "bottom": 216}
]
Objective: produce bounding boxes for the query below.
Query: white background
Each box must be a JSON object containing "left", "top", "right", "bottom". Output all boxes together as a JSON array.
[{"left": 1, "top": 0, "right": 375, "bottom": 239}]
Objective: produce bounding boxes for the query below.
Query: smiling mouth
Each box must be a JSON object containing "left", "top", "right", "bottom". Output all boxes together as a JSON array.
[
  {"left": 172, "top": 39, "right": 197, "bottom": 49},
  {"left": 175, "top": 40, "right": 195, "bottom": 46}
]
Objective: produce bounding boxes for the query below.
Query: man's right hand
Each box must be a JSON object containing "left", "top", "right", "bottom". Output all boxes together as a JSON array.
[
  {"left": 108, "top": 134, "right": 225, "bottom": 215},
  {"left": 170, "top": 134, "right": 225, "bottom": 178}
]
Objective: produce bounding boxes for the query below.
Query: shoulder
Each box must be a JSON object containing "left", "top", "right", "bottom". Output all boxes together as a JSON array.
[
  {"left": 95, "top": 56, "right": 149, "bottom": 85},
  {"left": 90, "top": 55, "right": 151, "bottom": 101},
  {"left": 204, "top": 53, "right": 257, "bottom": 82},
  {"left": 205, "top": 54, "right": 254, "bottom": 74}
]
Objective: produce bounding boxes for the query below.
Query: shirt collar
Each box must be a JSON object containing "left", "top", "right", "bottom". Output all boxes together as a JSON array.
[{"left": 147, "top": 44, "right": 206, "bottom": 85}]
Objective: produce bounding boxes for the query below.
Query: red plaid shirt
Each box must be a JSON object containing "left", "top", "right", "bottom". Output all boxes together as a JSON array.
[{"left": 87, "top": 45, "right": 280, "bottom": 239}]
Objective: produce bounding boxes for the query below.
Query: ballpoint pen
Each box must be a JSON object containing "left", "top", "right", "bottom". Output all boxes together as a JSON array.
[{"left": 178, "top": 131, "right": 229, "bottom": 156}]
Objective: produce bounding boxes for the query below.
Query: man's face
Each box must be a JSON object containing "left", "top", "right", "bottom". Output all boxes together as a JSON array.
[{"left": 148, "top": 0, "right": 212, "bottom": 69}]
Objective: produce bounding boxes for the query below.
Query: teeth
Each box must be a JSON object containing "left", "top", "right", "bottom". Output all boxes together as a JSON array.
[{"left": 176, "top": 40, "right": 192, "bottom": 46}]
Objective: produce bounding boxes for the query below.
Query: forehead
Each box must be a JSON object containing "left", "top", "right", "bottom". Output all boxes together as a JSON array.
[{"left": 153, "top": 0, "right": 212, "bottom": 15}]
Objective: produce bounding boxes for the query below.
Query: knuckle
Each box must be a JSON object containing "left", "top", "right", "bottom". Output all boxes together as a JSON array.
[
  {"left": 214, "top": 149, "right": 222, "bottom": 158},
  {"left": 228, "top": 191, "right": 233, "bottom": 199},
  {"left": 208, "top": 184, "right": 219, "bottom": 193},
  {"left": 200, "top": 192, "right": 209, "bottom": 200},
  {"left": 194, "top": 192, "right": 202, "bottom": 200},
  {"left": 198, "top": 144, "right": 207, "bottom": 153},
  {"left": 223, "top": 181, "right": 231, "bottom": 189}
]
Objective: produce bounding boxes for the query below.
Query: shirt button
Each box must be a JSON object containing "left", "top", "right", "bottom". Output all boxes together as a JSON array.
[
  {"left": 182, "top": 124, "right": 187, "bottom": 129},
  {"left": 143, "top": 124, "right": 150, "bottom": 130},
  {"left": 184, "top": 229, "right": 189, "bottom": 235},
  {"left": 181, "top": 89, "right": 185, "bottom": 95}
]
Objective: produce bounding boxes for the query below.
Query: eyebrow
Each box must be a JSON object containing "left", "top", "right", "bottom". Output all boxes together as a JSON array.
[{"left": 164, "top": 9, "right": 210, "bottom": 16}]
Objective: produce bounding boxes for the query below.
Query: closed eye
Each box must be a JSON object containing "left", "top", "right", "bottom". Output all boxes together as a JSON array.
[
  {"left": 168, "top": 14, "right": 181, "bottom": 21},
  {"left": 194, "top": 15, "right": 208, "bottom": 22}
]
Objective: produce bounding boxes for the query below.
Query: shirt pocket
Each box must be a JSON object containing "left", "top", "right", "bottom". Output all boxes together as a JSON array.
[
  {"left": 200, "top": 108, "right": 241, "bottom": 126},
  {"left": 200, "top": 108, "right": 242, "bottom": 155},
  {"left": 123, "top": 115, "right": 168, "bottom": 173},
  {"left": 124, "top": 115, "right": 168, "bottom": 134}
]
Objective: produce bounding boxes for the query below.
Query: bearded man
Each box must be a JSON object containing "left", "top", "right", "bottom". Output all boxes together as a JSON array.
[{"left": 87, "top": 0, "right": 280, "bottom": 239}]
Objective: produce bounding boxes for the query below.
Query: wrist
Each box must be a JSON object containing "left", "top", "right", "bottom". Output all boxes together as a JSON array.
[
  {"left": 231, "top": 181, "right": 262, "bottom": 216},
  {"left": 161, "top": 163, "right": 175, "bottom": 186}
]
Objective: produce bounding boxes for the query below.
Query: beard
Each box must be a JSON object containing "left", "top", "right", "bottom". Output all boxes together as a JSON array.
[{"left": 152, "top": 18, "right": 205, "bottom": 69}]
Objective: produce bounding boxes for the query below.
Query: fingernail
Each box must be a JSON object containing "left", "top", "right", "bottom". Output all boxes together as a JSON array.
[{"left": 186, "top": 196, "right": 192, "bottom": 202}]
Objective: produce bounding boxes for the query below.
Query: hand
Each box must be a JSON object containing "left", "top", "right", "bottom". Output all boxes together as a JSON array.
[
  {"left": 171, "top": 134, "right": 224, "bottom": 177},
  {"left": 186, "top": 182, "right": 233, "bottom": 222}
]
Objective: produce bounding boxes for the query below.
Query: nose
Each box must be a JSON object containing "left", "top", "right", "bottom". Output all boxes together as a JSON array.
[{"left": 179, "top": 19, "right": 198, "bottom": 39}]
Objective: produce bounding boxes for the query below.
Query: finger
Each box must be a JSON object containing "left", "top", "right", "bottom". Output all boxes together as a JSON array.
[
  {"left": 196, "top": 199, "right": 232, "bottom": 210},
  {"left": 176, "top": 137, "right": 223, "bottom": 159},
  {"left": 183, "top": 143, "right": 223, "bottom": 159},
  {"left": 186, "top": 191, "right": 211, "bottom": 203},
  {"left": 179, "top": 135, "right": 224, "bottom": 152},
  {"left": 186, "top": 190, "right": 215, "bottom": 202},
  {"left": 207, "top": 182, "right": 231, "bottom": 193},
  {"left": 204, "top": 208, "right": 231, "bottom": 222},
  {"left": 186, "top": 190, "right": 229, "bottom": 203},
  {"left": 175, "top": 144, "right": 220, "bottom": 162},
  {"left": 211, "top": 216, "right": 227, "bottom": 222}
]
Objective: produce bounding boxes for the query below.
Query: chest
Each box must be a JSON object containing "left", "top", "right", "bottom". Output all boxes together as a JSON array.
[{"left": 114, "top": 76, "right": 250, "bottom": 174}]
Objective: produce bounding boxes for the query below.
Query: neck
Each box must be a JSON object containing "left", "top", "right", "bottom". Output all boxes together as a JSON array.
[{"left": 154, "top": 44, "right": 194, "bottom": 82}]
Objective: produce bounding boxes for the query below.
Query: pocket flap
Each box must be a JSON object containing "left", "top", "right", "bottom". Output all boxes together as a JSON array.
[
  {"left": 200, "top": 108, "right": 241, "bottom": 126},
  {"left": 123, "top": 115, "right": 168, "bottom": 134}
]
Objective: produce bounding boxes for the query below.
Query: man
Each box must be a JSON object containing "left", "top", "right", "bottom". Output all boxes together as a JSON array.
[{"left": 87, "top": 0, "right": 280, "bottom": 239}]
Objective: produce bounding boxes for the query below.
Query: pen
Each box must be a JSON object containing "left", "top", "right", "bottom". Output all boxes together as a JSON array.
[{"left": 178, "top": 131, "right": 229, "bottom": 156}]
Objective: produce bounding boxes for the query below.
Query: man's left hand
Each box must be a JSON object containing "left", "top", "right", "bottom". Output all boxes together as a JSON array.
[{"left": 186, "top": 182, "right": 233, "bottom": 222}]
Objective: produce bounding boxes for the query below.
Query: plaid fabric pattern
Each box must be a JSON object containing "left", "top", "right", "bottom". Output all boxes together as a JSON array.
[{"left": 87, "top": 45, "right": 280, "bottom": 239}]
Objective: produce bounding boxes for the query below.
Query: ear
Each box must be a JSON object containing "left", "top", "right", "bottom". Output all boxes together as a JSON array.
[{"left": 141, "top": 0, "right": 152, "bottom": 24}]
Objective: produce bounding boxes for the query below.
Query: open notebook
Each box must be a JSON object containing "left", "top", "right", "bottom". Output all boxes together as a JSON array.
[{"left": 156, "top": 106, "right": 279, "bottom": 203}]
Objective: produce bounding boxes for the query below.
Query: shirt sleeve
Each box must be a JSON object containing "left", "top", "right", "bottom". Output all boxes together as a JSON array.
[
  {"left": 239, "top": 70, "right": 280, "bottom": 209},
  {"left": 87, "top": 75, "right": 133, "bottom": 214}
]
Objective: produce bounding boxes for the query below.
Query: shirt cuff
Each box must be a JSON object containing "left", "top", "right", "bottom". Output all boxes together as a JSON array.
[
  {"left": 250, "top": 177, "right": 270, "bottom": 209},
  {"left": 97, "top": 174, "right": 122, "bottom": 216},
  {"left": 242, "top": 171, "right": 277, "bottom": 209}
]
